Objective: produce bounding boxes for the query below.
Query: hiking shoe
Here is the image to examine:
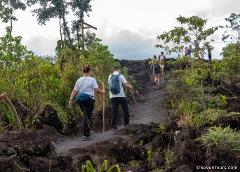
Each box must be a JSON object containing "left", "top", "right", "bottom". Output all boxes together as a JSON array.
[
  {"left": 82, "top": 135, "right": 92, "bottom": 141},
  {"left": 112, "top": 126, "right": 117, "bottom": 130}
]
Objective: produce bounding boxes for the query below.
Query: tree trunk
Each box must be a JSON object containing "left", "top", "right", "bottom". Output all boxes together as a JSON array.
[
  {"left": 10, "top": 18, "right": 13, "bottom": 35},
  {"left": 59, "top": 18, "right": 63, "bottom": 48},
  {"left": 62, "top": 16, "right": 73, "bottom": 47},
  {"left": 81, "top": 21, "right": 84, "bottom": 51},
  {"left": 76, "top": 24, "right": 80, "bottom": 49}
]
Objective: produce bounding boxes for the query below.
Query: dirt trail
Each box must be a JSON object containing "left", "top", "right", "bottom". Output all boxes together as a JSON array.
[
  {"left": 54, "top": 76, "right": 168, "bottom": 156},
  {"left": 131, "top": 82, "right": 168, "bottom": 124}
]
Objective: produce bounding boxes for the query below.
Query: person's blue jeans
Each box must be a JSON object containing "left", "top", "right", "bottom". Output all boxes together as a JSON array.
[{"left": 111, "top": 97, "right": 129, "bottom": 128}]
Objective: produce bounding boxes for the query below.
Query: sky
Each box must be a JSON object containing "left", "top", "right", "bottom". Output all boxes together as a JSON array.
[{"left": 0, "top": 0, "right": 239, "bottom": 59}]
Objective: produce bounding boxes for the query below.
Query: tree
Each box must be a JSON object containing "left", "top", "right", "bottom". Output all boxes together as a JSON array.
[
  {"left": 0, "top": 28, "right": 33, "bottom": 99},
  {"left": 222, "top": 43, "right": 240, "bottom": 82},
  {"left": 156, "top": 16, "right": 218, "bottom": 59},
  {"left": 28, "top": 0, "right": 73, "bottom": 47},
  {"left": 156, "top": 27, "right": 187, "bottom": 57},
  {"left": 71, "top": 0, "right": 93, "bottom": 49},
  {"left": 0, "top": 0, "right": 26, "bottom": 34},
  {"left": 222, "top": 13, "right": 240, "bottom": 43},
  {"left": 0, "top": 28, "right": 33, "bottom": 68}
]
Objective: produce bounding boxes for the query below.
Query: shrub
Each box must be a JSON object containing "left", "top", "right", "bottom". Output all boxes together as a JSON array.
[
  {"left": 197, "top": 126, "right": 240, "bottom": 154},
  {"left": 81, "top": 160, "right": 120, "bottom": 172}
]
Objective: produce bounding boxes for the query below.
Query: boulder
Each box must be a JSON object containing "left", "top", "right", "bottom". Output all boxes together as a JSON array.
[{"left": 39, "top": 105, "right": 63, "bottom": 132}]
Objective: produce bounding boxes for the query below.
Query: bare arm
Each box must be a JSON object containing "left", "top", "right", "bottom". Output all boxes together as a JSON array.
[
  {"left": 69, "top": 89, "right": 78, "bottom": 107},
  {"left": 124, "top": 82, "right": 133, "bottom": 90}
]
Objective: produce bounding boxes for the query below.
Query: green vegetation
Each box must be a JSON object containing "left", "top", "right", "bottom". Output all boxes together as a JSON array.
[
  {"left": 197, "top": 127, "right": 240, "bottom": 154},
  {"left": 161, "top": 13, "right": 240, "bottom": 170},
  {"left": 164, "top": 149, "right": 176, "bottom": 170},
  {"left": 81, "top": 160, "right": 120, "bottom": 172},
  {"left": 147, "top": 147, "right": 153, "bottom": 168},
  {"left": 0, "top": 27, "right": 118, "bottom": 129},
  {"left": 156, "top": 16, "right": 218, "bottom": 58}
]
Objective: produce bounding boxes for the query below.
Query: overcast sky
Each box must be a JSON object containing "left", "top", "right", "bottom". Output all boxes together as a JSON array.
[{"left": 0, "top": 0, "right": 239, "bottom": 59}]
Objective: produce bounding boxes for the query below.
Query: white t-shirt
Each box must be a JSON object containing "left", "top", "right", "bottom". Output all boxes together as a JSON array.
[
  {"left": 159, "top": 55, "right": 165, "bottom": 60},
  {"left": 74, "top": 77, "right": 98, "bottom": 97},
  {"left": 108, "top": 71, "right": 127, "bottom": 98}
]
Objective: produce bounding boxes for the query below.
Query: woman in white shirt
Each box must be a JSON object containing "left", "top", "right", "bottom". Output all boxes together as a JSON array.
[{"left": 69, "top": 65, "right": 105, "bottom": 140}]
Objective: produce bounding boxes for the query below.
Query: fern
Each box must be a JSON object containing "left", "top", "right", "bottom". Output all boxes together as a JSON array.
[
  {"left": 0, "top": 101, "right": 16, "bottom": 127},
  {"left": 81, "top": 160, "right": 120, "bottom": 172}
]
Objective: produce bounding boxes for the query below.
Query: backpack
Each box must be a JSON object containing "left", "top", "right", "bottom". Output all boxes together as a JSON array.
[
  {"left": 109, "top": 74, "right": 121, "bottom": 94},
  {"left": 154, "top": 64, "right": 161, "bottom": 72}
]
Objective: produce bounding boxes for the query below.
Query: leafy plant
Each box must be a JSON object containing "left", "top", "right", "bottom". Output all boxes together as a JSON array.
[
  {"left": 156, "top": 122, "right": 167, "bottom": 134},
  {"left": 197, "top": 127, "right": 240, "bottom": 154},
  {"left": 156, "top": 15, "right": 218, "bottom": 58},
  {"left": 164, "top": 149, "right": 176, "bottom": 169},
  {"left": 147, "top": 147, "right": 153, "bottom": 168},
  {"left": 222, "top": 43, "right": 240, "bottom": 82},
  {"left": 193, "top": 109, "right": 227, "bottom": 128},
  {"left": 221, "top": 13, "right": 240, "bottom": 43},
  {"left": 81, "top": 160, "right": 120, "bottom": 172}
]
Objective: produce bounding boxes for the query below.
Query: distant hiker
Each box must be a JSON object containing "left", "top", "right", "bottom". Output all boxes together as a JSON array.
[
  {"left": 69, "top": 65, "right": 105, "bottom": 141},
  {"left": 205, "top": 43, "right": 213, "bottom": 66},
  {"left": 188, "top": 45, "right": 192, "bottom": 57},
  {"left": 208, "top": 52, "right": 212, "bottom": 65},
  {"left": 184, "top": 47, "right": 189, "bottom": 56},
  {"left": 108, "top": 64, "right": 133, "bottom": 130},
  {"left": 150, "top": 55, "right": 161, "bottom": 87},
  {"left": 159, "top": 52, "right": 166, "bottom": 83}
]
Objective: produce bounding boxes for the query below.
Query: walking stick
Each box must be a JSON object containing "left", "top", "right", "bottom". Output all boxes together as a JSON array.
[
  {"left": 130, "top": 89, "right": 137, "bottom": 105},
  {"left": 102, "top": 82, "right": 106, "bottom": 132}
]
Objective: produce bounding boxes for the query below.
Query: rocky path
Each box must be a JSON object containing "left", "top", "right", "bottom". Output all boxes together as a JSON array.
[{"left": 54, "top": 75, "right": 168, "bottom": 156}]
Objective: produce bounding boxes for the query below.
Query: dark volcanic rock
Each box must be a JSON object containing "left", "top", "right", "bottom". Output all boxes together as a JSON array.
[
  {"left": 29, "top": 157, "right": 58, "bottom": 172},
  {"left": 0, "top": 155, "right": 17, "bottom": 172},
  {"left": 172, "top": 165, "right": 192, "bottom": 172},
  {"left": 119, "top": 60, "right": 150, "bottom": 94},
  {"left": 39, "top": 105, "right": 63, "bottom": 132},
  {"left": 217, "top": 115, "right": 240, "bottom": 130},
  {"left": 0, "top": 125, "right": 64, "bottom": 171},
  {"left": 0, "top": 125, "right": 63, "bottom": 156}
]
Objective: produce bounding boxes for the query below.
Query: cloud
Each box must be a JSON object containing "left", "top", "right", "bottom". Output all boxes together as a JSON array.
[
  {"left": 1, "top": 0, "right": 238, "bottom": 59},
  {"left": 101, "top": 29, "right": 159, "bottom": 59},
  {"left": 194, "top": 0, "right": 240, "bottom": 19},
  {"left": 24, "top": 36, "right": 58, "bottom": 56}
]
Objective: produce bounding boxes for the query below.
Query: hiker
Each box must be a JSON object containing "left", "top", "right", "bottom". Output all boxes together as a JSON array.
[
  {"left": 188, "top": 45, "right": 192, "bottom": 57},
  {"left": 150, "top": 55, "right": 161, "bottom": 86},
  {"left": 69, "top": 65, "right": 105, "bottom": 140},
  {"left": 159, "top": 52, "right": 166, "bottom": 83},
  {"left": 184, "top": 47, "right": 189, "bottom": 56},
  {"left": 108, "top": 64, "right": 133, "bottom": 130}
]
